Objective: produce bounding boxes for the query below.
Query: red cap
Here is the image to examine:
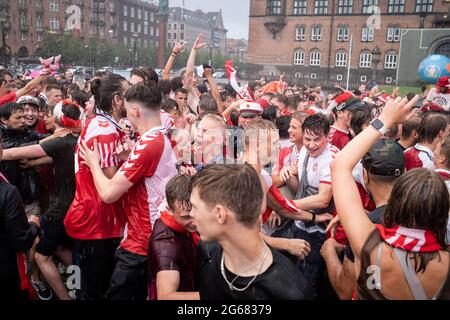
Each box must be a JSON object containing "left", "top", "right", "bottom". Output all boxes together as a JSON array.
[{"left": 436, "top": 76, "right": 450, "bottom": 88}]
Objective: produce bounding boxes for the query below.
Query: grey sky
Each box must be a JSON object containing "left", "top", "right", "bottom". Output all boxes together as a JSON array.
[{"left": 169, "top": 0, "right": 250, "bottom": 39}]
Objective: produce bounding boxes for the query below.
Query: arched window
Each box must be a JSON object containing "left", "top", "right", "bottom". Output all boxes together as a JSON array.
[
  {"left": 310, "top": 49, "right": 321, "bottom": 66},
  {"left": 294, "top": 49, "right": 305, "bottom": 65},
  {"left": 337, "top": 25, "right": 349, "bottom": 42},
  {"left": 311, "top": 25, "right": 322, "bottom": 41},
  {"left": 336, "top": 50, "right": 348, "bottom": 67},
  {"left": 295, "top": 25, "right": 306, "bottom": 41},
  {"left": 359, "top": 50, "right": 372, "bottom": 68},
  {"left": 384, "top": 51, "right": 398, "bottom": 69}
]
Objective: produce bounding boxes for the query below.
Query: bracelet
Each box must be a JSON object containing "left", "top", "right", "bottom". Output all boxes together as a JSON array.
[
  {"left": 311, "top": 212, "right": 316, "bottom": 222},
  {"left": 171, "top": 51, "right": 178, "bottom": 55}
]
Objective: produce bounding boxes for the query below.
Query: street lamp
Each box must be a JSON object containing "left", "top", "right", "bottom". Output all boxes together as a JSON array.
[
  {"left": 371, "top": 47, "right": 381, "bottom": 80},
  {"left": 132, "top": 33, "right": 138, "bottom": 67},
  {"left": 85, "top": 44, "right": 92, "bottom": 68}
]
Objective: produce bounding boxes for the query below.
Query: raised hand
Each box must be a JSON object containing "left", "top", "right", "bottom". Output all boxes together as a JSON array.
[
  {"left": 193, "top": 33, "right": 206, "bottom": 50},
  {"left": 173, "top": 41, "right": 185, "bottom": 55}
]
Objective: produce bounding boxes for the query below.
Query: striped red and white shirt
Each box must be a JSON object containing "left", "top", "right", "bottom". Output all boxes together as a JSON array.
[
  {"left": 64, "top": 114, "right": 126, "bottom": 240},
  {"left": 404, "top": 144, "right": 435, "bottom": 171},
  {"left": 119, "top": 127, "right": 177, "bottom": 256}
]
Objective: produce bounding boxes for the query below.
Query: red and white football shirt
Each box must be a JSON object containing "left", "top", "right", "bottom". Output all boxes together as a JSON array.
[
  {"left": 276, "top": 144, "right": 300, "bottom": 172},
  {"left": 328, "top": 126, "right": 351, "bottom": 150},
  {"left": 119, "top": 127, "right": 177, "bottom": 256},
  {"left": 435, "top": 169, "right": 450, "bottom": 192},
  {"left": 404, "top": 144, "right": 435, "bottom": 171},
  {"left": 64, "top": 114, "right": 126, "bottom": 240}
]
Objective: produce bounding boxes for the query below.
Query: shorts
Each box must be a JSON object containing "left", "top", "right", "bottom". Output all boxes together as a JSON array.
[
  {"left": 36, "top": 215, "right": 73, "bottom": 257},
  {"left": 24, "top": 201, "right": 41, "bottom": 217}
]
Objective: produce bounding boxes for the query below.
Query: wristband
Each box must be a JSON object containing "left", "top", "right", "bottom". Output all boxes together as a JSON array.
[{"left": 311, "top": 212, "right": 316, "bottom": 222}]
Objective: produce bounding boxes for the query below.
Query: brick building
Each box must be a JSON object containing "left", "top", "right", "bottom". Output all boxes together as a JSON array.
[
  {"left": 247, "top": 0, "right": 450, "bottom": 87},
  {"left": 167, "top": 7, "right": 228, "bottom": 56},
  {"left": 226, "top": 38, "right": 248, "bottom": 62},
  {"left": 0, "top": 0, "right": 160, "bottom": 64}
]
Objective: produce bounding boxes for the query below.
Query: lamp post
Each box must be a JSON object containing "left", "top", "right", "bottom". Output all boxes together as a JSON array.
[
  {"left": 85, "top": 44, "right": 92, "bottom": 68},
  {"left": 371, "top": 47, "right": 381, "bottom": 81},
  {"left": 132, "top": 33, "right": 138, "bottom": 67}
]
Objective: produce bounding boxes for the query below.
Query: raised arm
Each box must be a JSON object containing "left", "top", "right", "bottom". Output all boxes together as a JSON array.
[
  {"left": 331, "top": 95, "right": 419, "bottom": 259},
  {"left": 203, "top": 67, "right": 223, "bottom": 113},
  {"left": 16, "top": 70, "right": 51, "bottom": 99},
  {"left": 163, "top": 42, "right": 185, "bottom": 81},
  {"left": 184, "top": 33, "right": 206, "bottom": 91}
]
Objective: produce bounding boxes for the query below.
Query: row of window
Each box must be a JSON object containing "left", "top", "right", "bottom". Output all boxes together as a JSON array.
[
  {"left": 293, "top": 49, "right": 398, "bottom": 69},
  {"left": 268, "top": 0, "right": 434, "bottom": 16},
  {"left": 168, "top": 23, "right": 185, "bottom": 31},
  {"left": 123, "top": 5, "right": 155, "bottom": 21},
  {"left": 123, "top": 22, "right": 158, "bottom": 36},
  {"left": 4, "top": 31, "right": 44, "bottom": 42},
  {"left": 123, "top": 37, "right": 156, "bottom": 49},
  {"left": 168, "top": 32, "right": 185, "bottom": 40},
  {"left": 292, "top": 73, "right": 395, "bottom": 84},
  {"left": 295, "top": 25, "right": 401, "bottom": 42}
]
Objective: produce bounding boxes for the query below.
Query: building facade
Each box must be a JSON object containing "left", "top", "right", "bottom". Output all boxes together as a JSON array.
[
  {"left": 247, "top": 0, "right": 450, "bottom": 87},
  {"left": 117, "top": 0, "right": 159, "bottom": 50},
  {"left": 167, "top": 7, "right": 228, "bottom": 56},
  {"left": 226, "top": 38, "right": 248, "bottom": 62}
]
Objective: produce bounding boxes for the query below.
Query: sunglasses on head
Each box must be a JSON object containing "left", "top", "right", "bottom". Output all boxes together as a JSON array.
[{"left": 240, "top": 113, "right": 258, "bottom": 119}]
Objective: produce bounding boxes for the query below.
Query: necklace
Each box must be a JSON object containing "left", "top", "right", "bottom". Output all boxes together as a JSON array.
[{"left": 220, "top": 243, "right": 269, "bottom": 292}]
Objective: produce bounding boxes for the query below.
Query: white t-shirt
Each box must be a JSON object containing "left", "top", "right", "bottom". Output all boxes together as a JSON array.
[
  {"left": 426, "top": 87, "right": 450, "bottom": 111},
  {"left": 295, "top": 143, "right": 339, "bottom": 233}
]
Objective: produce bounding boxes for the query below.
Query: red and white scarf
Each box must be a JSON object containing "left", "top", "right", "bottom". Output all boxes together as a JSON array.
[
  {"left": 159, "top": 211, "right": 200, "bottom": 246},
  {"left": 225, "top": 60, "right": 254, "bottom": 102},
  {"left": 376, "top": 224, "right": 442, "bottom": 253}
]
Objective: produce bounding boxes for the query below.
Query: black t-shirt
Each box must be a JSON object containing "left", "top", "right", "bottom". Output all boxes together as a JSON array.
[
  {"left": 197, "top": 241, "right": 312, "bottom": 300},
  {"left": 344, "top": 205, "right": 386, "bottom": 263},
  {"left": 40, "top": 135, "right": 78, "bottom": 218}
]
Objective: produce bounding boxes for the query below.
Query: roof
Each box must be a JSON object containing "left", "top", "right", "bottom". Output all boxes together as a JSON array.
[{"left": 169, "top": 7, "right": 227, "bottom": 31}]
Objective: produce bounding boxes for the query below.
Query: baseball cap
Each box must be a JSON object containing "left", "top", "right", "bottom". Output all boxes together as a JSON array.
[
  {"left": 334, "top": 92, "right": 364, "bottom": 111},
  {"left": 17, "top": 95, "right": 42, "bottom": 109},
  {"left": 362, "top": 139, "right": 405, "bottom": 177},
  {"left": 239, "top": 102, "right": 263, "bottom": 116}
]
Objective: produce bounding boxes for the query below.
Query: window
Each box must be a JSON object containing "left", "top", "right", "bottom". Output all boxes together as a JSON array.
[
  {"left": 37, "top": 34, "right": 43, "bottom": 42},
  {"left": 336, "top": 50, "right": 347, "bottom": 67},
  {"left": 21, "top": 33, "right": 27, "bottom": 41},
  {"left": 337, "top": 25, "right": 349, "bottom": 42},
  {"left": 295, "top": 73, "right": 302, "bottom": 78},
  {"left": 310, "top": 73, "right": 317, "bottom": 79},
  {"left": 181, "top": 23, "right": 185, "bottom": 30},
  {"left": 124, "top": 5, "right": 128, "bottom": 17},
  {"left": 131, "top": 22, "right": 134, "bottom": 33},
  {"left": 416, "top": 0, "right": 433, "bottom": 13},
  {"left": 361, "top": 25, "right": 374, "bottom": 42},
  {"left": 50, "top": 18, "right": 59, "bottom": 30},
  {"left": 123, "top": 22, "right": 127, "bottom": 32},
  {"left": 310, "top": 50, "right": 321, "bottom": 66},
  {"left": 295, "top": 25, "right": 306, "bottom": 41},
  {"left": 145, "top": 11, "right": 148, "bottom": 21},
  {"left": 180, "top": 33, "right": 184, "bottom": 40},
  {"left": 174, "top": 23, "right": 177, "bottom": 30},
  {"left": 173, "top": 33, "right": 177, "bottom": 39},
  {"left": 385, "top": 77, "right": 393, "bottom": 84},
  {"left": 150, "top": 27, "right": 154, "bottom": 36},
  {"left": 385, "top": 51, "right": 398, "bottom": 69},
  {"left": 314, "top": 1, "right": 328, "bottom": 15},
  {"left": 49, "top": 1, "right": 58, "bottom": 12},
  {"left": 168, "top": 33, "right": 171, "bottom": 40},
  {"left": 293, "top": 0, "right": 307, "bottom": 15},
  {"left": 338, "top": 0, "right": 353, "bottom": 14},
  {"left": 388, "top": 0, "right": 405, "bottom": 14},
  {"left": 362, "top": 0, "right": 379, "bottom": 14},
  {"left": 267, "top": 0, "right": 282, "bottom": 15},
  {"left": 361, "top": 76, "right": 367, "bottom": 82},
  {"left": 294, "top": 49, "right": 305, "bottom": 65},
  {"left": 387, "top": 26, "right": 401, "bottom": 42},
  {"left": 131, "top": 7, "right": 135, "bottom": 18},
  {"left": 151, "top": 12, "right": 154, "bottom": 22},
  {"left": 36, "top": 17, "right": 43, "bottom": 28},
  {"left": 144, "top": 21, "right": 148, "bottom": 35},
  {"left": 168, "top": 24, "right": 171, "bottom": 30},
  {"left": 311, "top": 25, "right": 322, "bottom": 41},
  {"left": 137, "top": 23, "right": 141, "bottom": 33},
  {"left": 336, "top": 74, "right": 343, "bottom": 81},
  {"left": 359, "top": 51, "right": 372, "bottom": 68},
  {"left": 138, "top": 9, "right": 141, "bottom": 19}
]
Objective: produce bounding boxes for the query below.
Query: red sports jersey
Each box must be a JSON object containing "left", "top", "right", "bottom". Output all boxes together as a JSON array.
[
  {"left": 119, "top": 127, "right": 177, "bottom": 256},
  {"left": 276, "top": 145, "right": 300, "bottom": 173},
  {"left": 64, "top": 114, "right": 126, "bottom": 240},
  {"left": 404, "top": 144, "right": 435, "bottom": 171},
  {"left": 328, "top": 126, "right": 351, "bottom": 150}
]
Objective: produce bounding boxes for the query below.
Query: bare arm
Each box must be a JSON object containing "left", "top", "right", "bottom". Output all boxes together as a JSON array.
[
  {"left": 156, "top": 270, "right": 200, "bottom": 300},
  {"left": 331, "top": 96, "right": 419, "bottom": 259},
  {"left": 294, "top": 183, "right": 333, "bottom": 211},
  {"left": 184, "top": 33, "right": 206, "bottom": 92},
  {"left": 24, "top": 157, "right": 53, "bottom": 167},
  {"left": 16, "top": 71, "right": 50, "bottom": 99},
  {"left": 2, "top": 144, "right": 47, "bottom": 161},
  {"left": 204, "top": 68, "right": 223, "bottom": 113},
  {"left": 163, "top": 42, "right": 185, "bottom": 80}
]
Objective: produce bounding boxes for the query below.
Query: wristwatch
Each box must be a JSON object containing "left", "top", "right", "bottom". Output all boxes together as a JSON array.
[{"left": 370, "top": 119, "right": 387, "bottom": 135}]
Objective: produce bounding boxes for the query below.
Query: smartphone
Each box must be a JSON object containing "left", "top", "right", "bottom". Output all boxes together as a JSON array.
[{"left": 195, "top": 65, "right": 205, "bottom": 78}]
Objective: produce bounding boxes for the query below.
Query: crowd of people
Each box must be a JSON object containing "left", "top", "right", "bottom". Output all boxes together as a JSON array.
[{"left": 0, "top": 33, "right": 449, "bottom": 301}]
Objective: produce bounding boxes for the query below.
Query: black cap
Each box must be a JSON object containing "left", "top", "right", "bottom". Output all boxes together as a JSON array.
[
  {"left": 362, "top": 139, "right": 405, "bottom": 177},
  {"left": 336, "top": 97, "right": 365, "bottom": 111}
]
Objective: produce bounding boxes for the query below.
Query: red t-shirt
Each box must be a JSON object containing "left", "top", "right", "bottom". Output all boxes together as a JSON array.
[
  {"left": 119, "top": 127, "right": 177, "bottom": 256},
  {"left": 0, "top": 92, "right": 17, "bottom": 106},
  {"left": 64, "top": 114, "right": 126, "bottom": 240},
  {"left": 328, "top": 126, "right": 351, "bottom": 150}
]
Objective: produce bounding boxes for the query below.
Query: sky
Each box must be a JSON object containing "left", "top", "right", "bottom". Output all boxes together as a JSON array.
[{"left": 169, "top": 0, "right": 250, "bottom": 39}]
